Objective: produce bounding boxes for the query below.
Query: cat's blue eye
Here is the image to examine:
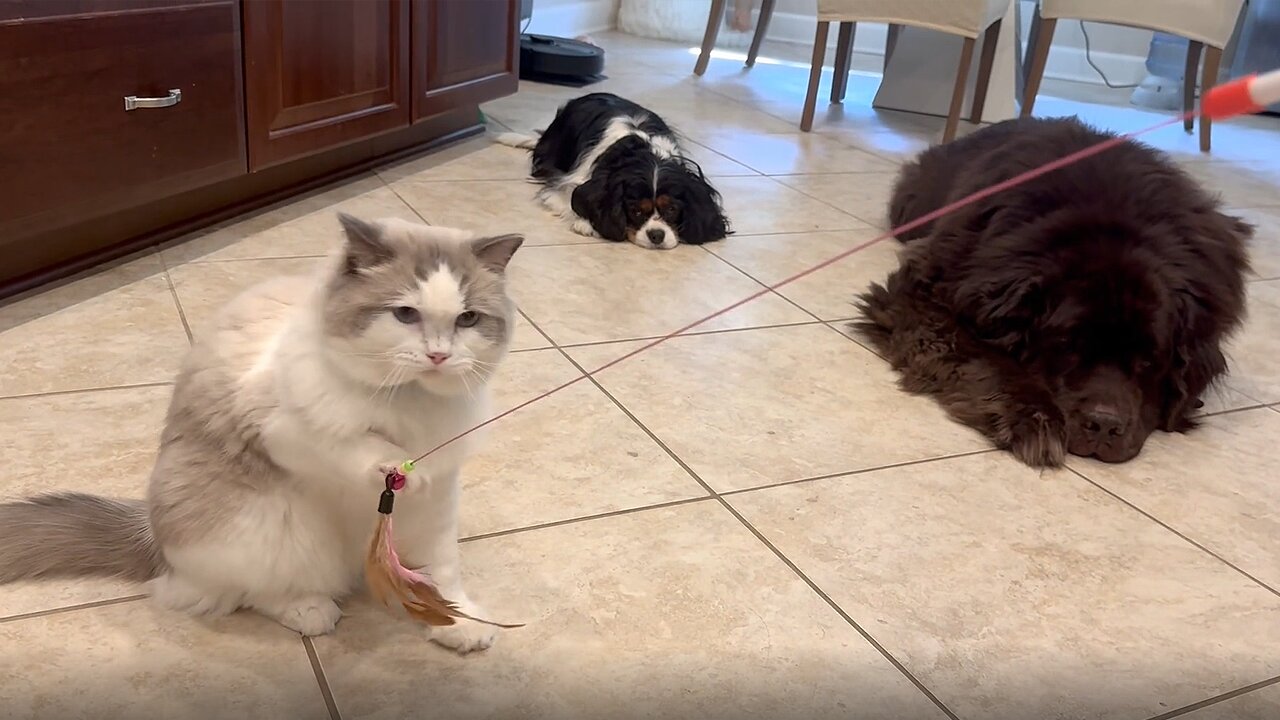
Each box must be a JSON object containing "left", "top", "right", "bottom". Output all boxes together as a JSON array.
[
  {"left": 456, "top": 311, "right": 480, "bottom": 328},
  {"left": 391, "top": 306, "right": 420, "bottom": 324}
]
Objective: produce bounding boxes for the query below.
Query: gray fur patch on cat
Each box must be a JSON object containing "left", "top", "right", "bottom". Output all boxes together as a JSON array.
[
  {"left": 325, "top": 213, "right": 522, "bottom": 343},
  {"left": 0, "top": 212, "right": 524, "bottom": 624}
]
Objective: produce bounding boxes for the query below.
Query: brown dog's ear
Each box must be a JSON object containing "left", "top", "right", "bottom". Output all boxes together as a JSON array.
[
  {"left": 956, "top": 272, "right": 1045, "bottom": 351},
  {"left": 1160, "top": 210, "right": 1251, "bottom": 431},
  {"left": 1161, "top": 291, "right": 1228, "bottom": 432}
]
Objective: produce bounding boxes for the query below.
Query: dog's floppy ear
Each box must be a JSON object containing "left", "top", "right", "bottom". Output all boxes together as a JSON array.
[
  {"left": 571, "top": 177, "right": 627, "bottom": 241},
  {"left": 955, "top": 269, "right": 1045, "bottom": 350},
  {"left": 673, "top": 170, "right": 730, "bottom": 245},
  {"left": 1159, "top": 211, "right": 1251, "bottom": 431},
  {"left": 1161, "top": 290, "right": 1228, "bottom": 432}
]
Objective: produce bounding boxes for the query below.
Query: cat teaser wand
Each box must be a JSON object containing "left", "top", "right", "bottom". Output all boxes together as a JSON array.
[{"left": 364, "top": 70, "right": 1280, "bottom": 629}]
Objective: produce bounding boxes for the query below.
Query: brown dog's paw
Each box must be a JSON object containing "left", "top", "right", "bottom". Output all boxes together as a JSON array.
[{"left": 1004, "top": 406, "right": 1067, "bottom": 467}]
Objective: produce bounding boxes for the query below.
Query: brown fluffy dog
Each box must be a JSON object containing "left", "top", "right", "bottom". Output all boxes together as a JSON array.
[{"left": 854, "top": 117, "right": 1251, "bottom": 466}]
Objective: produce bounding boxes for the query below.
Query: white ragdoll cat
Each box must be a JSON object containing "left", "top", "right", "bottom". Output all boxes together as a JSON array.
[{"left": 0, "top": 213, "right": 522, "bottom": 653}]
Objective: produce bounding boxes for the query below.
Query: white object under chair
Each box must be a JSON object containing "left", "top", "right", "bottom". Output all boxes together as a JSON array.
[
  {"left": 1022, "top": 0, "right": 1248, "bottom": 152},
  {"left": 693, "top": 0, "right": 1012, "bottom": 141}
]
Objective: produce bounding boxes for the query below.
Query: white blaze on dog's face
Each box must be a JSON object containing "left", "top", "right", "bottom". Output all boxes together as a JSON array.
[
  {"left": 630, "top": 199, "right": 679, "bottom": 250},
  {"left": 633, "top": 216, "right": 678, "bottom": 249}
]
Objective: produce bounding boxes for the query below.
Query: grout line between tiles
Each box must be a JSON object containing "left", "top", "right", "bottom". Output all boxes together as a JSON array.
[
  {"left": 515, "top": 307, "right": 555, "bottom": 350},
  {"left": 460, "top": 449, "right": 999, "bottom": 545},
  {"left": 695, "top": 243, "right": 887, "bottom": 358},
  {"left": 168, "top": 253, "right": 328, "bottom": 266},
  {"left": 1145, "top": 673, "right": 1280, "bottom": 720},
  {"left": 718, "top": 448, "right": 999, "bottom": 498},
  {"left": 302, "top": 636, "right": 343, "bottom": 720},
  {"left": 530, "top": 318, "right": 827, "bottom": 352},
  {"left": 714, "top": 497, "right": 962, "bottom": 720},
  {"left": 156, "top": 250, "right": 195, "bottom": 345},
  {"left": 682, "top": 139, "right": 761, "bottom": 177},
  {"left": 700, "top": 245, "right": 828, "bottom": 325},
  {"left": 518, "top": 307, "right": 962, "bottom": 720},
  {"left": 822, "top": 319, "right": 888, "bottom": 359},
  {"left": 384, "top": 178, "right": 434, "bottom": 228},
  {"left": 0, "top": 593, "right": 147, "bottom": 625},
  {"left": 689, "top": 82, "right": 928, "bottom": 165},
  {"left": 521, "top": 317, "right": 721, "bottom": 501},
  {"left": 0, "top": 380, "right": 174, "bottom": 403},
  {"left": 768, "top": 170, "right": 897, "bottom": 233},
  {"left": 461, "top": 496, "right": 714, "bottom": 544},
  {"left": 1065, "top": 466, "right": 1280, "bottom": 600}
]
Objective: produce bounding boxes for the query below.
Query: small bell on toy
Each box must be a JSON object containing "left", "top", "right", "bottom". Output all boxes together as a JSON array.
[{"left": 364, "top": 460, "right": 521, "bottom": 629}]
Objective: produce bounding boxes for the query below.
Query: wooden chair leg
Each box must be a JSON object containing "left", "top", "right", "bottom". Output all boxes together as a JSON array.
[
  {"left": 745, "top": 0, "right": 776, "bottom": 68},
  {"left": 1020, "top": 10, "right": 1057, "bottom": 118},
  {"left": 1200, "top": 45, "right": 1223, "bottom": 152},
  {"left": 969, "top": 19, "right": 1002, "bottom": 123},
  {"left": 1184, "top": 40, "right": 1204, "bottom": 132},
  {"left": 884, "top": 23, "right": 901, "bottom": 74},
  {"left": 831, "top": 22, "right": 856, "bottom": 103},
  {"left": 800, "top": 21, "right": 831, "bottom": 132},
  {"left": 694, "top": 0, "right": 728, "bottom": 76},
  {"left": 943, "top": 36, "right": 977, "bottom": 143}
]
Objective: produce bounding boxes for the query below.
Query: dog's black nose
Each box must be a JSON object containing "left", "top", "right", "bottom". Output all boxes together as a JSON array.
[
  {"left": 1083, "top": 406, "right": 1125, "bottom": 438},
  {"left": 646, "top": 228, "right": 666, "bottom": 244}
]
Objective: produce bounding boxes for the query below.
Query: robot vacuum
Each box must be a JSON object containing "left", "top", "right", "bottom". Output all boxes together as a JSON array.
[{"left": 520, "top": 33, "right": 606, "bottom": 86}]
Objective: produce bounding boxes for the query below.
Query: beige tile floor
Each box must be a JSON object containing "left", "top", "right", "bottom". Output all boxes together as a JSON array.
[{"left": 2, "top": 32, "right": 1279, "bottom": 720}]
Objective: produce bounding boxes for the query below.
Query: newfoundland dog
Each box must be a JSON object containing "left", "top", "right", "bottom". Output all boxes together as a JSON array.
[{"left": 854, "top": 117, "right": 1251, "bottom": 466}]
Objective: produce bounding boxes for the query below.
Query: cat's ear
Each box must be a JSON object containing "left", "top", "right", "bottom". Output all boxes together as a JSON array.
[
  {"left": 471, "top": 233, "right": 524, "bottom": 273},
  {"left": 337, "top": 212, "right": 392, "bottom": 271}
]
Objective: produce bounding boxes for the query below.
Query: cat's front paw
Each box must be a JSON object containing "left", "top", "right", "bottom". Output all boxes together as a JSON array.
[
  {"left": 376, "top": 462, "right": 424, "bottom": 494},
  {"left": 260, "top": 595, "right": 343, "bottom": 637},
  {"left": 430, "top": 605, "right": 497, "bottom": 654}
]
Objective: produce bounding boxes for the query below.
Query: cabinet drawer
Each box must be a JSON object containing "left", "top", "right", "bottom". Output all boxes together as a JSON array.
[{"left": 0, "top": 1, "right": 246, "bottom": 237}]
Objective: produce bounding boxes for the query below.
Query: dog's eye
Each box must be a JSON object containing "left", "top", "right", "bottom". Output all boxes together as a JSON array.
[
  {"left": 391, "top": 306, "right": 420, "bottom": 324},
  {"left": 455, "top": 311, "right": 480, "bottom": 328}
]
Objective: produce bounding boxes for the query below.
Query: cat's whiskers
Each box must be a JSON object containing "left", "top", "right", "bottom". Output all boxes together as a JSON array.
[
  {"left": 384, "top": 364, "right": 412, "bottom": 412},
  {"left": 333, "top": 349, "right": 398, "bottom": 359},
  {"left": 459, "top": 367, "right": 486, "bottom": 402},
  {"left": 367, "top": 365, "right": 399, "bottom": 402}
]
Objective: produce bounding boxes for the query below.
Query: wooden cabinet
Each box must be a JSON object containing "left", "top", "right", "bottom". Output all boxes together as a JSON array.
[
  {"left": 411, "top": 0, "right": 520, "bottom": 121},
  {"left": 0, "top": 0, "right": 519, "bottom": 296},
  {"left": 242, "top": 0, "right": 411, "bottom": 169},
  {"left": 0, "top": 0, "right": 246, "bottom": 240},
  {"left": 242, "top": 0, "right": 518, "bottom": 167}
]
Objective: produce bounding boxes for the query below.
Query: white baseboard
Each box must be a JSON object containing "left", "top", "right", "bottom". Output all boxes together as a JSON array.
[
  {"left": 526, "top": 0, "right": 617, "bottom": 38},
  {"left": 761, "top": 11, "right": 1147, "bottom": 88}
]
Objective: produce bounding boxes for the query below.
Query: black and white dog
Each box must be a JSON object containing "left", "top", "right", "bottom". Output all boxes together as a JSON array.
[{"left": 497, "top": 93, "right": 731, "bottom": 249}]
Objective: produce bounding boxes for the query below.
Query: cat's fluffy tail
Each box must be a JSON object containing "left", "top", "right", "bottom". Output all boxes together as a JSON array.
[
  {"left": 0, "top": 493, "right": 164, "bottom": 583},
  {"left": 493, "top": 131, "right": 539, "bottom": 150}
]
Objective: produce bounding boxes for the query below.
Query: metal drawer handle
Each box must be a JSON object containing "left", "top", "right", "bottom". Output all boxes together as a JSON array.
[{"left": 123, "top": 89, "right": 182, "bottom": 111}]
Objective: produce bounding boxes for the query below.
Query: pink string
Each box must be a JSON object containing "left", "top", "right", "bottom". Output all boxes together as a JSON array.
[{"left": 410, "top": 112, "right": 1192, "bottom": 466}]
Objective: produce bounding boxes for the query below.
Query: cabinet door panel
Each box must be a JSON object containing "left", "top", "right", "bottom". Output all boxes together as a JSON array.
[
  {"left": 412, "top": 0, "right": 518, "bottom": 120},
  {"left": 0, "top": 1, "right": 244, "bottom": 237},
  {"left": 243, "top": 0, "right": 410, "bottom": 169}
]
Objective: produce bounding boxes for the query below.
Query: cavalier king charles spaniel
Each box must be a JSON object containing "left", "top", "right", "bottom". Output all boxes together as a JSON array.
[{"left": 497, "top": 92, "right": 731, "bottom": 249}]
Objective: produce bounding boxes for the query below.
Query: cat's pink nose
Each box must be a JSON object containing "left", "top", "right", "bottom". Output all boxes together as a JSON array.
[{"left": 426, "top": 352, "right": 451, "bottom": 366}]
